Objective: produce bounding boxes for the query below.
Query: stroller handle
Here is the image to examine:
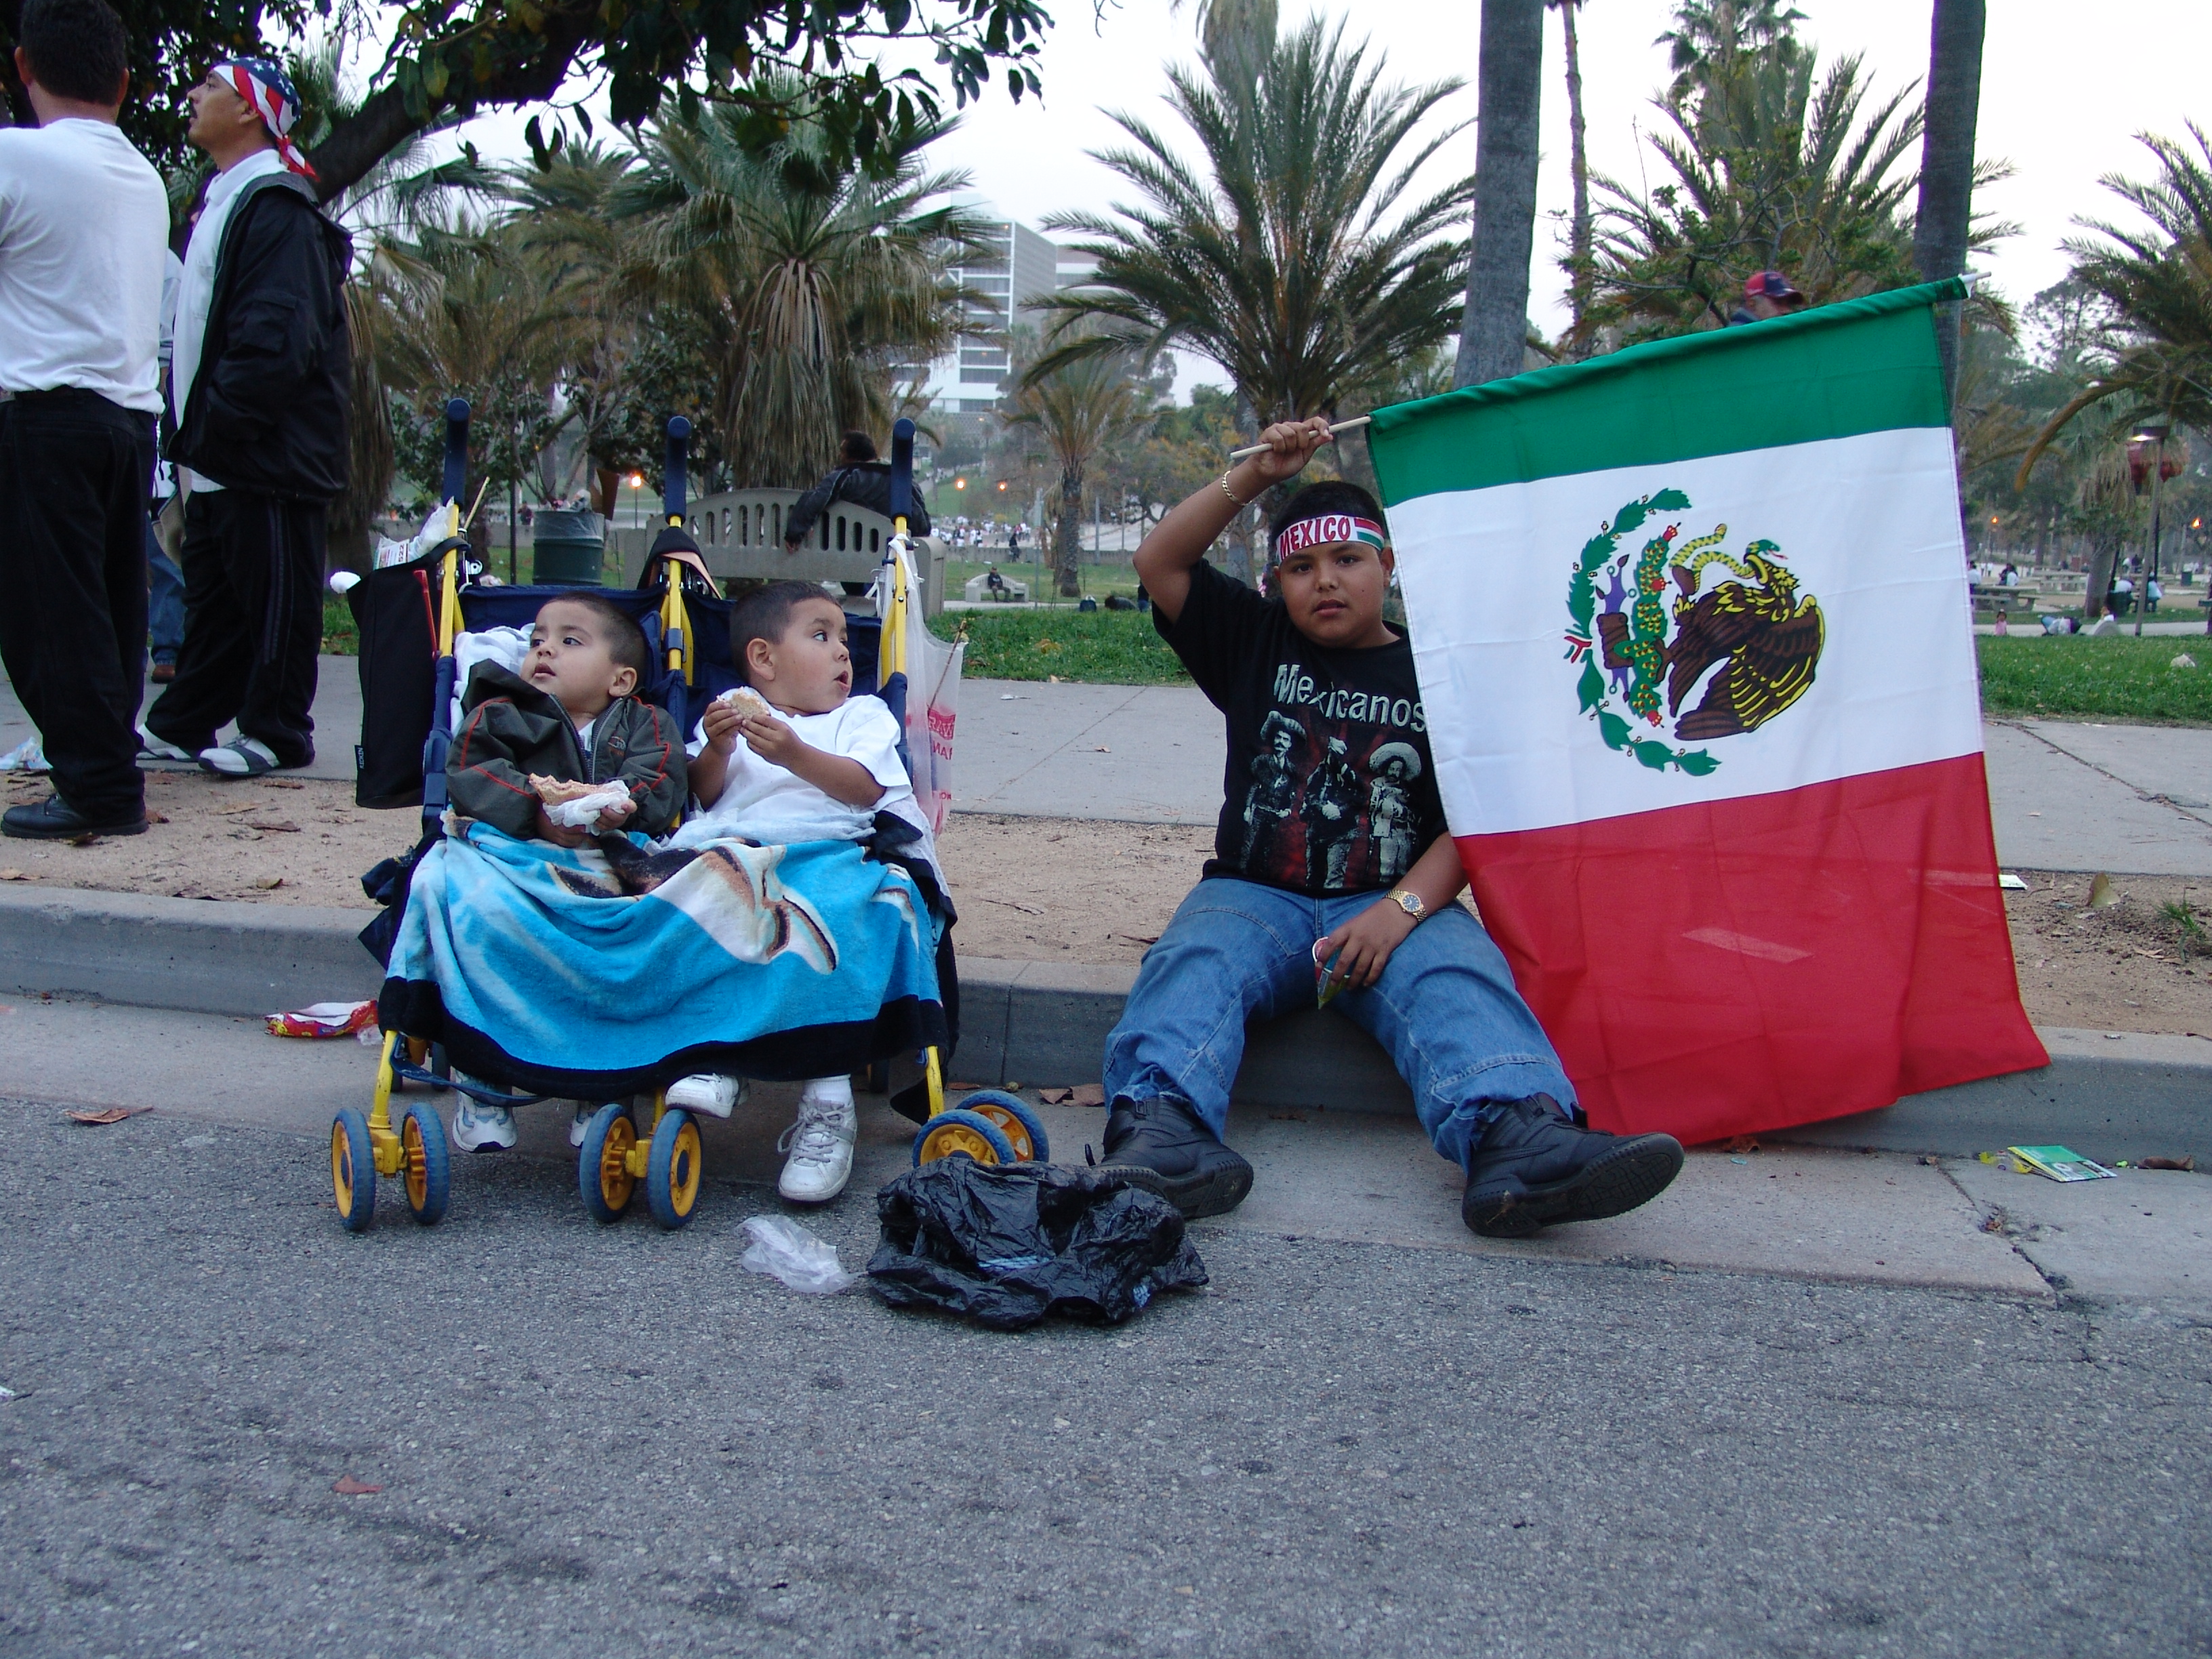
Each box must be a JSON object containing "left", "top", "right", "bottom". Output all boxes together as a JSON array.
[
  {"left": 888, "top": 416, "right": 915, "bottom": 535},
  {"left": 663, "top": 416, "right": 691, "bottom": 524},
  {"left": 441, "top": 399, "right": 470, "bottom": 506}
]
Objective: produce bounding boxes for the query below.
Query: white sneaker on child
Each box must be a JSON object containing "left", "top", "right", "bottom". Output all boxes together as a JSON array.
[
  {"left": 666, "top": 1073, "right": 746, "bottom": 1118},
  {"left": 452, "top": 1091, "right": 517, "bottom": 1152},
  {"left": 569, "top": 1104, "right": 594, "bottom": 1148},
  {"left": 777, "top": 1078, "right": 856, "bottom": 1204}
]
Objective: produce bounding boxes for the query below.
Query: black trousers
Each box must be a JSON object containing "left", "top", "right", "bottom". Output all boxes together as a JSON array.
[
  {"left": 145, "top": 490, "right": 325, "bottom": 767},
  {"left": 0, "top": 392, "right": 155, "bottom": 820}
]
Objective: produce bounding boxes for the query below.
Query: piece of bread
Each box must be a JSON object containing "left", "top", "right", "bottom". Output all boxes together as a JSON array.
[
  {"left": 529, "top": 774, "right": 601, "bottom": 804},
  {"left": 718, "top": 686, "right": 775, "bottom": 719}
]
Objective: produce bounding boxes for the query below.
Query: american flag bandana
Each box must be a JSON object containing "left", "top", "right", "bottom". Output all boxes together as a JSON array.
[
  {"left": 1271, "top": 512, "right": 1388, "bottom": 557},
  {"left": 215, "top": 57, "right": 316, "bottom": 179}
]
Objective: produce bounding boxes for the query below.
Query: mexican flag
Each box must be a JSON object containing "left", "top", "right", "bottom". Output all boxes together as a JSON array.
[{"left": 1368, "top": 279, "right": 2046, "bottom": 1145}]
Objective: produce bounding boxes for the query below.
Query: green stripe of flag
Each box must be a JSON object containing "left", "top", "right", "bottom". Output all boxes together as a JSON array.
[{"left": 1369, "top": 279, "right": 1965, "bottom": 508}]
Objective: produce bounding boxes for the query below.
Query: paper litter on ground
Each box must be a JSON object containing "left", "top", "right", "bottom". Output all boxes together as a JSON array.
[{"left": 2008, "top": 1145, "right": 2118, "bottom": 1183}]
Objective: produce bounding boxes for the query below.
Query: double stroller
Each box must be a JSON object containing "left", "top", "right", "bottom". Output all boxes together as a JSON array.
[{"left": 328, "top": 408, "right": 1048, "bottom": 1233}]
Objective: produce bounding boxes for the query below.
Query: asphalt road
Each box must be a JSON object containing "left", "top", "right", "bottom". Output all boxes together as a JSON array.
[{"left": 4, "top": 1099, "right": 2210, "bottom": 1658}]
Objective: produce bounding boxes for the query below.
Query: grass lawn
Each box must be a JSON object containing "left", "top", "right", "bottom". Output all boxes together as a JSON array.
[
  {"left": 1978, "top": 634, "right": 2209, "bottom": 724},
  {"left": 933, "top": 606, "right": 1190, "bottom": 684},
  {"left": 322, "top": 594, "right": 357, "bottom": 655}
]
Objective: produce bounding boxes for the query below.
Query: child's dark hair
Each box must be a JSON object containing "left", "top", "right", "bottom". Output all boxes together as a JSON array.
[
  {"left": 17, "top": 0, "right": 130, "bottom": 104},
  {"left": 1268, "top": 478, "right": 1389, "bottom": 549},
  {"left": 544, "top": 592, "right": 651, "bottom": 681},
  {"left": 731, "top": 580, "right": 842, "bottom": 684}
]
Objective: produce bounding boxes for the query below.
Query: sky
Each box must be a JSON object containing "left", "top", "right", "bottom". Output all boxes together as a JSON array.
[
  {"left": 441, "top": 0, "right": 2207, "bottom": 399},
  {"left": 910, "top": 0, "right": 2207, "bottom": 392}
]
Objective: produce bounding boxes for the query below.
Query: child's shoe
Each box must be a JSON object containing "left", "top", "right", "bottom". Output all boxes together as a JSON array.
[
  {"left": 665, "top": 1073, "right": 746, "bottom": 1118},
  {"left": 451, "top": 1091, "right": 517, "bottom": 1153},
  {"left": 569, "top": 1104, "right": 594, "bottom": 1148},
  {"left": 777, "top": 1078, "right": 856, "bottom": 1204}
]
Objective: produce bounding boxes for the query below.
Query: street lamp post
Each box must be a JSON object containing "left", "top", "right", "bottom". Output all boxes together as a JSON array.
[{"left": 2131, "top": 424, "right": 2171, "bottom": 638}]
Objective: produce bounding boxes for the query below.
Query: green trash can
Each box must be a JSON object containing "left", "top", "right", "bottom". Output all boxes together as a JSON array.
[{"left": 531, "top": 508, "right": 605, "bottom": 586}]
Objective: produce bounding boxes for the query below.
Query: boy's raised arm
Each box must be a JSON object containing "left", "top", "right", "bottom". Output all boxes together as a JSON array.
[{"left": 1134, "top": 417, "right": 1336, "bottom": 623}]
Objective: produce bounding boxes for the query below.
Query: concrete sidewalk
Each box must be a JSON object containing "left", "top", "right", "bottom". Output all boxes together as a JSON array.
[
  {"left": 6, "top": 663, "right": 2209, "bottom": 874},
  {"left": 0, "top": 653, "right": 359, "bottom": 785},
  {"left": 954, "top": 681, "right": 2212, "bottom": 876}
]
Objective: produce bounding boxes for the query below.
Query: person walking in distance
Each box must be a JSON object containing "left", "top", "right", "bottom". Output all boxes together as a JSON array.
[
  {"left": 0, "top": 0, "right": 169, "bottom": 839},
  {"left": 138, "top": 58, "right": 350, "bottom": 779}
]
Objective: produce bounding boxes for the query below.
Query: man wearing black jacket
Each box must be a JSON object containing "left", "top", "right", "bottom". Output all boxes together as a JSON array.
[
  {"left": 781, "top": 430, "right": 931, "bottom": 552},
  {"left": 139, "top": 57, "right": 350, "bottom": 779}
]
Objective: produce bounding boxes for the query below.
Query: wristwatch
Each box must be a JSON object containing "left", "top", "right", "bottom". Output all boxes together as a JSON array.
[{"left": 1385, "top": 887, "right": 1427, "bottom": 922}]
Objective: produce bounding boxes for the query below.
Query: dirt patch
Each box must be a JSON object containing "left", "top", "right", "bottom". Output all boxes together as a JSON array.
[
  {"left": 5, "top": 771, "right": 2207, "bottom": 1036},
  {"left": 1, "top": 768, "right": 394, "bottom": 907},
  {"left": 2004, "top": 869, "right": 2212, "bottom": 1037}
]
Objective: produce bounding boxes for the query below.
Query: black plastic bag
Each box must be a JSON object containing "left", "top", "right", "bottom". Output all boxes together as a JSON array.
[{"left": 867, "top": 1160, "right": 1208, "bottom": 1330}]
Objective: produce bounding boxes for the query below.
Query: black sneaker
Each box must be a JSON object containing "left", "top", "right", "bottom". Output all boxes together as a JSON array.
[
  {"left": 1094, "top": 1095, "right": 1254, "bottom": 1219},
  {"left": 1462, "top": 1095, "right": 1683, "bottom": 1238}
]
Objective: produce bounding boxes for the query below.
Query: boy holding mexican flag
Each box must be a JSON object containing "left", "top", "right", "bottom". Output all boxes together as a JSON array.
[{"left": 1093, "top": 416, "right": 1687, "bottom": 1237}]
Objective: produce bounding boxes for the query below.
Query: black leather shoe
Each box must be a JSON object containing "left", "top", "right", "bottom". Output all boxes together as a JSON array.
[
  {"left": 1094, "top": 1095, "right": 1254, "bottom": 1219},
  {"left": 1, "top": 796, "right": 148, "bottom": 840},
  {"left": 1462, "top": 1094, "right": 1683, "bottom": 1238}
]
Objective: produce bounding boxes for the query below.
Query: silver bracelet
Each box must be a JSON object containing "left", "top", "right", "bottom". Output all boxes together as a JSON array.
[{"left": 1218, "top": 469, "right": 1250, "bottom": 508}]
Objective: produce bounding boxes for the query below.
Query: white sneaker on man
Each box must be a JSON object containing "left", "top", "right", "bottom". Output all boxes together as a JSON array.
[
  {"left": 199, "top": 736, "right": 281, "bottom": 777},
  {"left": 451, "top": 1091, "right": 517, "bottom": 1152},
  {"left": 665, "top": 1073, "right": 746, "bottom": 1118},
  {"left": 777, "top": 1078, "right": 856, "bottom": 1204},
  {"left": 137, "top": 725, "right": 194, "bottom": 762}
]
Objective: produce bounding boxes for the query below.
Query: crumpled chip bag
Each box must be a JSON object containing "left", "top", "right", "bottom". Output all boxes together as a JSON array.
[
  {"left": 867, "top": 1158, "right": 1208, "bottom": 1331},
  {"left": 266, "top": 999, "right": 380, "bottom": 1039}
]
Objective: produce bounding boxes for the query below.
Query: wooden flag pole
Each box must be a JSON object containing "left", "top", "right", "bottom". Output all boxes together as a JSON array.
[{"left": 1227, "top": 415, "right": 1372, "bottom": 461}]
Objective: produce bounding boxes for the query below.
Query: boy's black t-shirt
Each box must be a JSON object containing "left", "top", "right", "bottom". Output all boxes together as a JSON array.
[{"left": 1158, "top": 561, "right": 1444, "bottom": 897}]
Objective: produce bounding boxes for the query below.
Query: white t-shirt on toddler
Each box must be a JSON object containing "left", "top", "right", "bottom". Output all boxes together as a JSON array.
[{"left": 668, "top": 693, "right": 922, "bottom": 852}]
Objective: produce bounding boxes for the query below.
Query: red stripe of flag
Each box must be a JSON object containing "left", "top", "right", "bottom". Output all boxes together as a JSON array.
[{"left": 1458, "top": 753, "right": 2047, "bottom": 1145}]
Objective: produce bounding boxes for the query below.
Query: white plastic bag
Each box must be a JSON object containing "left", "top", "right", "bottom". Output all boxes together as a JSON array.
[
  {"left": 542, "top": 782, "right": 631, "bottom": 828},
  {"left": 0, "top": 735, "right": 47, "bottom": 773},
  {"left": 739, "top": 1214, "right": 858, "bottom": 1294},
  {"left": 905, "top": 617, "right": 964, "bottom": 836}
]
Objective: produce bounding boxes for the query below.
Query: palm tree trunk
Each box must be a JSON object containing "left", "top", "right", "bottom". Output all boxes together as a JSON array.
[
  {"left": 1054, "top": 462, "right": 1086, "bottom": 598},
  {"left": 1455, "top": 0, "right": 1546, "bottom": 388},
  {"left": 1557, "top": 1, "right": 1593, "bottom": 359},
  {"left": 1912, "top": 0, "right": 1986, "bottom": 413}
]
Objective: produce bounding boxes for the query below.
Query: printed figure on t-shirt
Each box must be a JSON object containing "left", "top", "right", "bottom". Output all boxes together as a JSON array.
[
  {"left": 1239, "top": 710, "right": 1302, "bottom": 870},
  {"left": 1367, "top": 743, "right": 1422, "bottom": 884},
  {"left": 1300, "top": 735, "right": 1363, "bottom": 889}
]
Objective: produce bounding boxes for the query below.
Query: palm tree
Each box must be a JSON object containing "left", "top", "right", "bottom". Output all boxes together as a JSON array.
[
  {"left": 1457, "top": 0, "right": 1545, "bottom": 386},
  {"left": 1654, "top": 0, "right": 1806, "bottom": 109},
  {"left": 1010, "top": 335, "right": 1156, "bottom": 596},
  {"left": 1589, "top": 45, "right": 1990, "bottom": 343},
  {"left": 2019, "top": 126, "right": 2212, "bottom": 475},
  {"left": 1037, "top": 17, "right": 1474, "bottom": 573},
  {"left": 620, "top": 88, "right": 986, "bottom": 490},
  {"left": 1551, "top": 0, "right": 1596, "bottom": 358},
  {"left": 1913, "top": 0, "right": 1987, "bottom": 409}
]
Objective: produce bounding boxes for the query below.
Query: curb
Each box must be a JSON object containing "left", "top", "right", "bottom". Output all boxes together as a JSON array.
[{"left": 4, "top": 886, "right": 2206, "bottom": 1162}]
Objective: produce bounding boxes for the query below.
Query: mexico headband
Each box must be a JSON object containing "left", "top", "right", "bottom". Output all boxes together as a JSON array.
[
  {"left": 215, "top": 58, "right": 316, "bottom": 179},
  {"left": 1271, "top": 512, "right": 1388, "bottom": 556}
]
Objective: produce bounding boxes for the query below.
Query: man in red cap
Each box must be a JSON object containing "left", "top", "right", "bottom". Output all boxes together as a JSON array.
[{"left": 1729, "top": 269, "right": 1808, "bottom": 326}]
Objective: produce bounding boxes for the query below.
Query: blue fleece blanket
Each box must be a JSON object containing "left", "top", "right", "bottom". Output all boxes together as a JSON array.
[{"left": 380, "top": 823, "right": 943, "bottom": 1097}]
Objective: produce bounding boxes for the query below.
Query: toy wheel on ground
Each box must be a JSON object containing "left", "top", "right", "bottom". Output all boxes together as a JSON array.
[
  {"left": 646, "top": 1107, "right": 703, "bottom": 1230},
  {"left": 331, "top": 1107, "right": 375, "bottom": 1231},
  {"left": 399, "top": 1101, "right": 451, "bottom": 1225},
  {"left": 579, "top": 1102, "right": 636, "bottom": 1223},
  {"left": 912, "top": 1108, "right": 1019, "bottom": 1168},
  {"left": 957, "top": 1090, "right": 1049, "bottom": 1162}
]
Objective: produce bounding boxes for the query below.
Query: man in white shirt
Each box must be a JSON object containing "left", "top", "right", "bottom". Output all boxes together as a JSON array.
[{"left": 0, "top": 0, "right": 168, "bottom": 839}]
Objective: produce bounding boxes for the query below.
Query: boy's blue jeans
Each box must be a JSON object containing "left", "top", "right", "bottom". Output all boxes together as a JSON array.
[
  {"left": 1103, "top": 877, "right": 1577, "bottom": 1172},
  {"left": 146, "top": 518, "right": 183, "bottom": 665}
]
